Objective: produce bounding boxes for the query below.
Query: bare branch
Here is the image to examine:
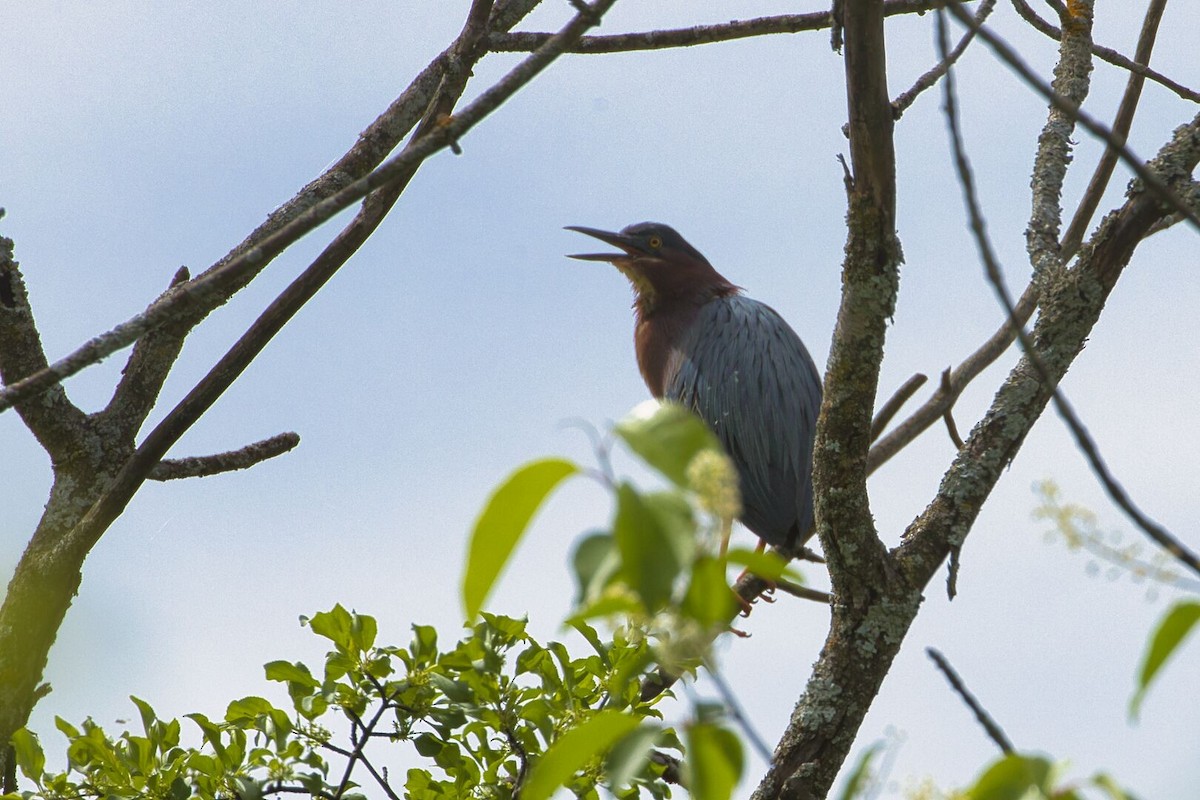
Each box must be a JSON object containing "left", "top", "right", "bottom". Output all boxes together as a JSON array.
[
  {"left": 1060, "top": 0, "right": 1168, "bottom": 259},
  {"left": 753, "top": 1, "right": 905, "bottom": 796},
  {"left": 97, "top": 266, "right": 192, "bottom": 438},
  {"left": 1010, "top": 0, "right": 1200, "bottom": 103},
  {"left": 773, "top": 578, "right": 833, "bottom": 605},
  {"left": 486, "top": 0, "right": 947, "bottom": 54},
  {"left": 926, "top": 648, "right": 1015, "bottom": 754},
  {"left": 938, "top": 368, "right": 965, "bottom": 450},
  {"left": 1023, "top": 0, "right": 1094, "bottom": 291},
  {"left": 867, "top": 283, "right": 1037, "bottom": 474},
  {"left": 149, "top": 432, "right": 300, "bottom": 481},
  {"left": 814, "top": 0, "right": 900, "bottom": 589},
  {"left": 891, "top": 0, "right": 996, "bottom": 120},
  {"left": 0, "top": 236, "right": 88, "bottom": 459},
  {"left": 870, "top": 372, "right": 928, "bottom": 440}
]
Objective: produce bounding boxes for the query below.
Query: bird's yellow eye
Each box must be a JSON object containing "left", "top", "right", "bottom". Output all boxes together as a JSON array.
[{"left": 648, "top": 236, "right": 663, "bottom": 249}]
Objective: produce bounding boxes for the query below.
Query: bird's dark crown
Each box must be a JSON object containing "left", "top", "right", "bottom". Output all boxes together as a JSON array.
[
  {"left": 566, "top": 221, "right": 737, "bottom": 314},
  {"left": 614, "top": 222, "right": 711, "bottom": 265}
]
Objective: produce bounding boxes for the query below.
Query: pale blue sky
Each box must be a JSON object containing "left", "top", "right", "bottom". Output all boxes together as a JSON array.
[{"left": 2, "top": 2, "right": 1197, "bottom": 797}]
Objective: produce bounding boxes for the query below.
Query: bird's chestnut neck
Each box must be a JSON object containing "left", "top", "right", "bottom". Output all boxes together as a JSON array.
[{"left": 619, "top": 255, "right": 739, "bottom": 319}]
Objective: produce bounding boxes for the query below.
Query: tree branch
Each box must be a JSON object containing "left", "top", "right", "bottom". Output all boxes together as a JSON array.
[
  {"left": 870, "top": 373, "right": 927, "bottom": 441},
  {"left": 867, "top": 283, "right": 1037, "bottom": 474},
  {"left": 0, "top": 236, "right": 89, "bottom": 460},
  {"left": 96, "top": 266, "right": 192, "bottom": 439},
  {"left": 1023, "top": 0, "right": 1094, "bottom": 292},
  {"left": 939, "top": 7, "right": 1200, "bottom": 579},
  {"left": 148, "top": 432, "right": 300, "bottom": 481},
  {"left": 62, "top": 0, "right": 621, "bottom": 562},
  {"left": 0, "top": 0, "right": 552, "bottom": 782},
  {"left": 891, "top": 0, "right": 996, "bottom": 120},
  {"left": 1009, "top": 0, "right": 1200, "bottom": 103},
  {"left": 485, "top": 0, "right": 948, "bottom": 54},
  {"left": 0, "top": 0, "right": 543, "bottom": 419},
  {"left": 1060, "top": 0, "right": 1168, "bottom": 259},
  {"left": 926, "top": 648, "right": 1014, "bottom": 754},
  {"left": 753, "top": 1, "right": 904, "bottom": 797},
  {"left": 0, "top": 1, "right": 614, "bottom": 422}
]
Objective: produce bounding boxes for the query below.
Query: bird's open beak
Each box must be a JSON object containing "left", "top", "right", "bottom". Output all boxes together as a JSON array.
[{"left": 565, "top": 226, "right": 638, "bottom": 262}]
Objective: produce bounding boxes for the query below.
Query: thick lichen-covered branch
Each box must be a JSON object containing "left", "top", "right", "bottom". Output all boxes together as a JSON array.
[
  {"left": 1025, "top": 0, "right": 1093, "bottom": 290},
  {"left": 753, "top": 1, "right": 903, "bottom": 797}
]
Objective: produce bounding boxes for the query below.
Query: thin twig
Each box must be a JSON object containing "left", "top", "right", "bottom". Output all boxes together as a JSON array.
[
  {"left": 870, "top": 373, "right": 928, "bottom": 441},
  {"left": 773, "top": 578, "right": 833, "bottom": 604},
  {"left": 1060, "top": 0, "right": 1168, "bottom": 259},
  {"left": 1010, "top": 0, "right": 1200, "bottom": 103},
  {"left": 938, "top": 369, "right": 964, "bottom": 449},
  {"left": 149, "top": 432, "right": 300, "bottom": 480},
  {"left": 486, "top": 0, "right": 948, "bottom": 53},
  {"left": 892, "top": 0, "right": 996, "bottom": 119},
  {"left": 926, "top": 648, "right": 1014, "bottom": 754},
  {"left": 945, "top": 3, "right": 1200, "bottom": 234},
  {"left": 867, "top": 284, "right": 1037, "bottom": 474},
  {"left": 702, "top": 660, "right": 773, "bottom": 763},
  {"left": 937, "top": 10, "right": 1200, "bottom": 580}
]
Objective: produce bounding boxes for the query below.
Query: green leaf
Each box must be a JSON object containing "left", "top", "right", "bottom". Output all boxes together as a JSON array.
[
  {"left": 10, "top": 729, "right": 44, "bottom": 782},
  {"left": 129, "top": 695, "right": 157, "bottom": 739},
  {"left": 264, "top": 660, "right": 318, "bottom": 688},
  {"left": 573, "top": 532, "right": 621, "bottom": 603},
  {"left": 570, "top": 620, "right": 610, "bottom": 665},
  {"left": 523, "top": 712, "right": 643, "bottom": 800},
  {"left": 966, "top": 754, "right": 1053, "bottom": 800},
  {"left": 605, "top": 725, "right": 661, "bottom": 791},
  {"left": 681, "top": 556, "right": 738, "bottom": 628},
  {"left": 1130, "top": 600, "right": 1200, "bottom": 718},
  {"left": 724, "top": 547, "right": 800, "bottom": 584},
  {"left": 642, "top": 491, "right": 696, "bottom": 568},
  {"left": 54, "top": 716, "right": 80, "bottom": 739},
  {"left": 306, "top": 605, "right": 355, "bottom": 652},
  {"left": 1089, "top": 773, "right": 1133, "bottom": 800},
  {"left": 462, "top": 457, "right": 579, "bottom": 619},
  {"left": 684, "top": 722, "right": 743, "bottom": 800},
  {"left": 351, "top": 612, "right": 378, "bottom": 652},
  {"left": 615, "top": 402, "right": 721, "bottom": 487},
  {"left": 836, "top": 741, "right": 883, "bottom": 800},
  {"left": 566, "top": 590, "right": 644, "bottom": 626},
  {"left": 614, "top": 484, "right": 685, "bottom": 612}
]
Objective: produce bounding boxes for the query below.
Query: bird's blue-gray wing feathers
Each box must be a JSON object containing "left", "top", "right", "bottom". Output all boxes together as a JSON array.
[{"left": 665, "top": 295, "right": 821, "bottom": 548}]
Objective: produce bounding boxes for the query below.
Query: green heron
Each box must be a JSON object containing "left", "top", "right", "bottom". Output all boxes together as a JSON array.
[{"left": 568, "top": 222, "right": 822, "bottom": 554}]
